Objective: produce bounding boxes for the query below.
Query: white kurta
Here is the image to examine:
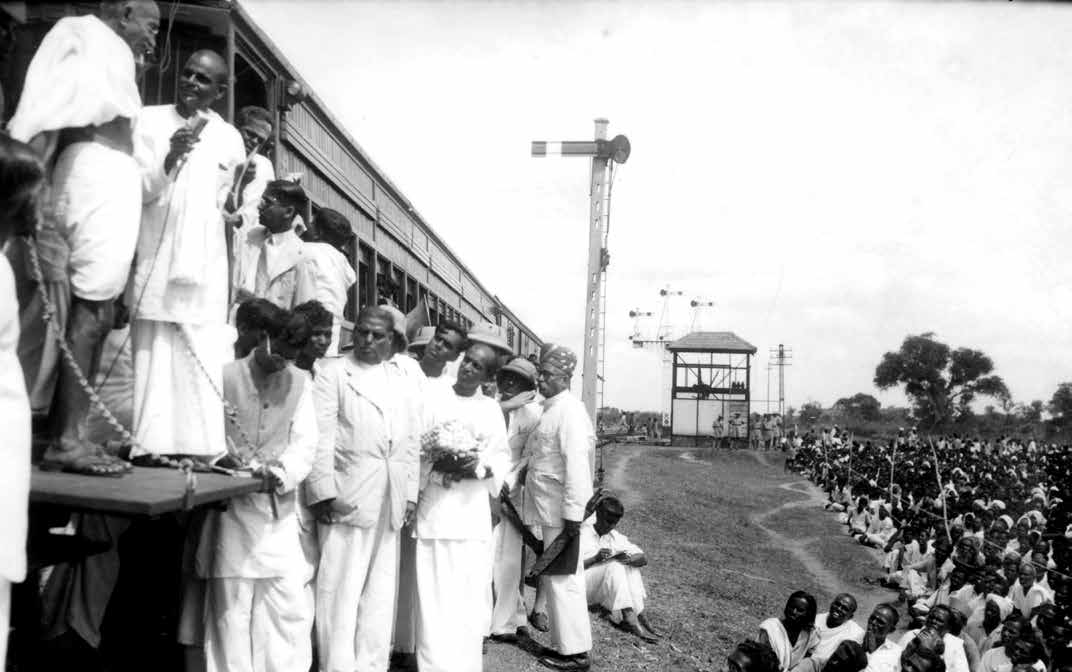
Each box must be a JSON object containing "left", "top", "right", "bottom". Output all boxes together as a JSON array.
[
  {"left": 302, "top": 241, "right": 356, "bottom": 356},
  {"left": 129, "top": 105, "right": 243, "bottom": 457},
  {"left": 523, "top": 390, "right": 595, "bottom": 656},
  {"left": 415, "top": 389, "right": 508, "bottom": 672}
]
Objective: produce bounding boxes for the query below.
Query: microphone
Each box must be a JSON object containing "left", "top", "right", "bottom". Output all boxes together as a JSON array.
[{"left": 173, "top": 111, "right": 209, "bottom": 175}]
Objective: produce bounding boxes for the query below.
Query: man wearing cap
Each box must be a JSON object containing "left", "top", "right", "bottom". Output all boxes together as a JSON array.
[
  {"left": 525, "top": 343, "right": 595, "bottom": 671},
  {"left": 408, "top": 325, "right": 434, "bottom": 361},
  {"left": 489, "top": 356, "right": 541, "bottom": 642}
]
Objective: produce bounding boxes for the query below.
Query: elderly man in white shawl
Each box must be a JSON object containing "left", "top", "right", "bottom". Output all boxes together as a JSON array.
[
  {"left": 7, "top": 0, "right": 158, "bottom": 475},
  {"left": 128, "top": 49, "right": 244, "bottom": 461},
  {"left": 794, "top": 594, "right": 864, "bottom": 672}
]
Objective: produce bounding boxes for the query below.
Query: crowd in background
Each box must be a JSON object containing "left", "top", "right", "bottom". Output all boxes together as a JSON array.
[{"left": 726, "top": 428, "right": 1072, "bottom": 672}]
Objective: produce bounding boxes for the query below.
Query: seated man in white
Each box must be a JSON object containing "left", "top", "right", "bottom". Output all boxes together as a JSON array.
[{"left": 581, "top": 496, "right": 659, "bottom": 643}]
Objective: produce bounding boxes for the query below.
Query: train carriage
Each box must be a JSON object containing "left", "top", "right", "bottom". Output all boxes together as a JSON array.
[{"left": 1, "top": 0, "right": 540, "bottom": 356}]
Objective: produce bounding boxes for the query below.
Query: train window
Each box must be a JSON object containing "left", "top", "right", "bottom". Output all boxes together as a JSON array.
[
  {"left": 392, "top": 268, "right": 406, "bottom": 308},
  {"left": 406, "top": 278, "right": 418, "bottom": 313}
]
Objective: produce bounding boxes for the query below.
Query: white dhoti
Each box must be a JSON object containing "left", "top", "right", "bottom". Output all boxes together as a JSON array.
[
  {"left": 316, "top": 520, "right": 398, "bottom": 672},
  {"left": 585, "top": 561, "right": 647, "bottom": 620},
  {"left": 415, "top": 538, "right": 490, "bottom": 672},
  {"left": 393, "top": 531, "right": 417, "bottom": 653},
  {"left": 130, "top": 319, "right": 228, "bottom": 457},
  {"left": 490, "top": 521, "right": 527, "bottom": 636},
  {"left": 51, "top": 141, "right": 141, "bottom": 301},
  {"left": 203, "top": 576, "right": 309, "bottom": 672},
  {"left": 540, "top": 525, "right": 592, "bottom": 656}
]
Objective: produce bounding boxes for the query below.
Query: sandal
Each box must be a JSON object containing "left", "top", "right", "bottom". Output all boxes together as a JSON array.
[{"left": 39, "top": 453, "right": 132, "bottom": 477}]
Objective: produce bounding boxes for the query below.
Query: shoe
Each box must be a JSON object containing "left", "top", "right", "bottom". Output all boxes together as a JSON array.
[
  {"left": 529, "top": 611, "right": 550, "bottom": 632},
  {"left": 537, "top": 652, "right": 591, "bottom": 671}
]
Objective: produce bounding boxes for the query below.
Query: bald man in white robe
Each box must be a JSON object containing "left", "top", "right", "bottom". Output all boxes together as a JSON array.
[{"left": 129, "top": 50, "right": 243, "bottom": 459}]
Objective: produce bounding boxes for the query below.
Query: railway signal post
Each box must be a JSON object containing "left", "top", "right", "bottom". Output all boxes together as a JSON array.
[{"left": 532, "top": 119, "right": 631, "bottom": 421}]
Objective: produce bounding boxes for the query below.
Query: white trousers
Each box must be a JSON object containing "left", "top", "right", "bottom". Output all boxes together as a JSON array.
[
  {"left": 316, "top": 521, "right": 399, "bottom": 672},
  {"left": 585, "top": 561, "right": 646, "bottom": 618},
  {"left": 540, "top": 525, "right": 592, "bottom": 656},
  {"left": 204, "top": 576, "right": 310, "bottom": 672},
  {"left": 490, "top": 521, "right": 527, "bottom": 636},
  {"left": 415, "top": 538, "right": 490, "bottom": 672},
  {"left": 131, "top": 320, "right": 227, "bottom": 457}
]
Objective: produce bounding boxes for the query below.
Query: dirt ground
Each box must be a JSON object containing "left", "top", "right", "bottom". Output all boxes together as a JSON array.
[{"left": 478, "top": 444, "right": 894, "bottom": 672}]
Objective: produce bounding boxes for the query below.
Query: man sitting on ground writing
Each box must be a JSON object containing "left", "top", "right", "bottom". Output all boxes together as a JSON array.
[{"left": 580, "top": 495, "right": 659, "bottom": 643}]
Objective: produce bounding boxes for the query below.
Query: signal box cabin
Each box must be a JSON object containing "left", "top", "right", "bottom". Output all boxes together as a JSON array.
[
  {"left": 1, "top": 1, "right": 540, "bottom": 356},
  {"left": 667, "top": 331, "right": 756, "bottom": 447}
]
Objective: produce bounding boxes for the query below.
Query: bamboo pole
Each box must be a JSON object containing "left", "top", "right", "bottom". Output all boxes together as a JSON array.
[{"left": 929, "top": 439, "right": 951, "bottom": 543}]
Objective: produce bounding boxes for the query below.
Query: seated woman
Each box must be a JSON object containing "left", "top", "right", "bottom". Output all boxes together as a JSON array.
[{"left": 758, "top": 591, "right": 820, "bottom": 672}]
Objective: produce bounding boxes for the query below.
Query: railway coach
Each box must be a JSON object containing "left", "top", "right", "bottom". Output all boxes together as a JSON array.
[{"left": 0, "top": 0, "right": 541, "bottom": 356}]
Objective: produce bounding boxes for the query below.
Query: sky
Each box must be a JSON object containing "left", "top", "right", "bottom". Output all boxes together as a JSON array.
[{"left": 242, "top": 0, "right": 1072, "bottom": 413}]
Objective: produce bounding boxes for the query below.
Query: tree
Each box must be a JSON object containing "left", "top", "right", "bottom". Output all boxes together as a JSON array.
[
  {"left": 1050, "top": 383, "right": 1072, "bottom": 426},
  {"left": 873, "top": 332, "right": 1009, "bottom": 429},
  {"left": 833, "top": 393, "right": 882, "bottom": 421},
  {"left": 800, "top": 401, "right": 823, "bottom": 425}
]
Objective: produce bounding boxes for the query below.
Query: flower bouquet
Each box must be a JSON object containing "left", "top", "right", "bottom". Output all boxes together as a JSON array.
[{"left": 421, "top": 420, "right": 485, "bottom": 485}]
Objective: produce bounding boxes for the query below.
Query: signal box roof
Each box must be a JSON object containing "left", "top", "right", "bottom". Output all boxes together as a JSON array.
[{"left": 667, "top": 331, "right": 757, "bottom": 354}]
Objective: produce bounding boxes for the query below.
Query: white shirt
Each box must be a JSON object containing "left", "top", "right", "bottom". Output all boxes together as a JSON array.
[
  {"left": 579, "top": 520, "right": 641, "bottom": 560},
  {"left": 0, "top": 256, "right": 29, "bottom": 583},
  {"left": 302, "top": 241, "right": 355, "bottom": 319},
  {"left": 811, "top": 614, "right": 865, "bottom": 664},
  {"left": 864, "top": 639, "right": 904, "bottom": 672},
  {"left": 132, "top": 105, "right": 244, "bottom": 324},
  {"left": 416, "top": 389, "right": 509, "bottom": 541}
]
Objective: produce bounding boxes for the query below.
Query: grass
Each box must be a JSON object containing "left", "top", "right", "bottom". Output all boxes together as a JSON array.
[{"left": 477, "top": 445, "right": 894, "bottom": 672}]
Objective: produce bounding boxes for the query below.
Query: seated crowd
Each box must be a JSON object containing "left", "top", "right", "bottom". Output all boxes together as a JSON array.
[{"left": 735, "top": 428, "right": 1072, "bottom": 672}]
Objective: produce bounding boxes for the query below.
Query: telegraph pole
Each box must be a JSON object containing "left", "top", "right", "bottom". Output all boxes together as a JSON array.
[
  {"left": 768, "top": 344, "right": 793, "bottom": 418},
  {"left": 532, "top": 120, "right": 631, "bottom": 421}
]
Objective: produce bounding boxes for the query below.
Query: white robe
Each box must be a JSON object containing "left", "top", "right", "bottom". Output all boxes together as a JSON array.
[
  {"left": 759, "top": 617, "right": 819, "bottom": 672},
  {"left": 129, "top": 105, "right": 243, "bottom": 457},
  {"left": 415, "top": 389, "right": 508, "bottom": 672}
]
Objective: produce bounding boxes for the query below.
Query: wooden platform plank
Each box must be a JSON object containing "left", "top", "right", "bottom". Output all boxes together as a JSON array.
[{"left": 31, "top": 467, "right": 265, "bottom": 517}]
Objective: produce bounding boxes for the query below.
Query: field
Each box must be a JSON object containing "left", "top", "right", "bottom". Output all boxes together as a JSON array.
[{"left": 481, "top": 444, "right": 893, "bottom": 672}]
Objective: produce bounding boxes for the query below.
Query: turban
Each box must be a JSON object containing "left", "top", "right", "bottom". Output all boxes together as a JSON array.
[
  {"left": 989, "top": 500, "right": 1006, "bottom": 511},
  {"left": 539, "top": 343, "right": 577, "bottom": 377},
  {"left": 999, "top": 514, "right": 1014, "bottom": 530}
]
